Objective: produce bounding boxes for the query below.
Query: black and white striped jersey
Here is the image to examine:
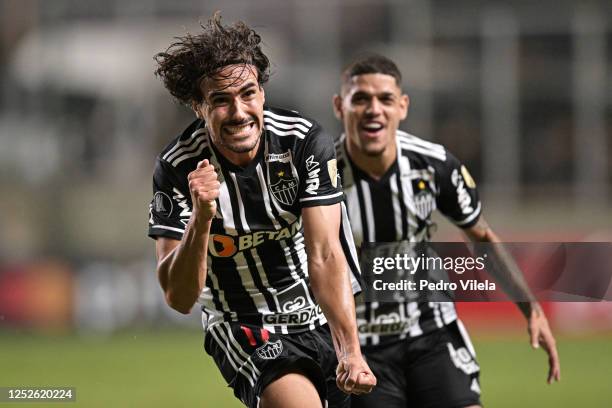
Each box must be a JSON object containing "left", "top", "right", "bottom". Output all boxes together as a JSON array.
[
  {"left": 148, "top": 106, "right": 361, "bottom": 334},
  {"left": 336, "top": 130, "right": 481, "bottom": 346}
]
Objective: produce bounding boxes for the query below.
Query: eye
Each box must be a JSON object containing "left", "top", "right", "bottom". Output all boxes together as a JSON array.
[
  {"left": 211, "top": 96, "right": 229, "bottom": 107},
  {"left": 352, "top": 94, "right": 369, "bottom": 104},
  {"left": 380, "top": 96, "right": 395, "bottom": 105},
  {"left": 242, "top": 89, "right": 257, "bottom": 99}
]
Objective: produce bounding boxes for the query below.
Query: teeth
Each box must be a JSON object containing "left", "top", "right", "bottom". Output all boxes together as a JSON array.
[
  {"left": 363, "top": 123, "right": 383, "bottom": 131},
  {"left": 225, "top": 123, "right": 252, "bottom": 133}
]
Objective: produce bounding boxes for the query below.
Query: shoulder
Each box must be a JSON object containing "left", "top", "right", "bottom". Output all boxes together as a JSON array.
[
  {"left": 396, "top": 130, "right": 448, "bottom": 163},
  {"left": 156, "top": 119, "right": 212, "bottom": 172},
  {"left": 263, "top": 106, "right": 319, "bottom": 141}
]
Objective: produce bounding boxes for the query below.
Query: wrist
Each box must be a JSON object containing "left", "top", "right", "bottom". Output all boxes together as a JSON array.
[{"left": 190, "top": 214, "right": 213, "bottom": 233}]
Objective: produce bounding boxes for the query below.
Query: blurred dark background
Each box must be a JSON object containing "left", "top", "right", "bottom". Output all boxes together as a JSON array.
[{"left": 0, "top": 0, "right": 610, "bottom": 335}]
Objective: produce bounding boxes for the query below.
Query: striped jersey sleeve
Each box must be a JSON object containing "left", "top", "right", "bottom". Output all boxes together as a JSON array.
[
  {"left": 295, "top": 122, "right": 343, "bottom": 208},
  {"left": 431, "top": 150, "right": 481, "bottom": 228}
]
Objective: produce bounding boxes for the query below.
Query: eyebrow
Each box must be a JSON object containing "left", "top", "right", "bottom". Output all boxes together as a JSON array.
[{"left": 207, "top": 81, "right": 258, "bottom": 100}]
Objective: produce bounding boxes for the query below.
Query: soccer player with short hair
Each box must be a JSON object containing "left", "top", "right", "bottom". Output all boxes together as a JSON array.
[
  {"left": 332, "top": 55, "right": 560, "bottom": 407},
  {"left": 147, "top": 14, "right": 375, "bottom": 408}
]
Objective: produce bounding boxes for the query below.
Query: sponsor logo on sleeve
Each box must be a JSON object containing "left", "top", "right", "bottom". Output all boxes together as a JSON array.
[
  {"left": 153, "top": 192, "right": 173, "bottom": 217},
  {"left": 305, "top": 155, "right": 321, "bottom": 195},
  {"left": 451, "top": 169, "right": 474, "bottom": 215}
]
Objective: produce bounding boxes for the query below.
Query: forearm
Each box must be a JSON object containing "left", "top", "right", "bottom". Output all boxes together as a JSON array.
[
  {"left": 465, "top": 219, "right": 538, "bottom": 318},
  {"left": 309, "top": 247, "right": 361, "bottom": 359},
  {"left": 158, "top": 217, "right": 211, "bottom": 313}
]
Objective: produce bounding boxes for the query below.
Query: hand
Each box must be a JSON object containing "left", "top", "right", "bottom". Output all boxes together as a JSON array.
[
  {"left": 527, "top": 305, "right": 561, "bottom": 384},
  {"left": 335, "top": 353, "right": 377, "bottom": 395},
  {"left": 188, "top": 159, "right": 220, "bottom": 222}
]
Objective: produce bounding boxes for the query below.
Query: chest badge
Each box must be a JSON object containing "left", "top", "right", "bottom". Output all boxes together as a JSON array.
[{"left": 268, "top": 152, "right": 298, "bottom": 205}]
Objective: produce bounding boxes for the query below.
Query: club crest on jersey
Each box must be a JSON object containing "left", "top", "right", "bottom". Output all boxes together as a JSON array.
[
  {"left": 413, "top": 180, "right": 435, "bottom": 220},
  {"left": 256, "top": 340, "right": 283, "bottom": 360},
  {"left": 268, "top": 156, "right": 298, "bottom": 205}
]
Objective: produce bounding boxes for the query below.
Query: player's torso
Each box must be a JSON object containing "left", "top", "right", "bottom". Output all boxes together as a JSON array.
[
  {"left": 168, "top": 109, "right": 327, "bottom": 334},
  {"left": 336, "top": 131, "right": 457, "bottom": 346}
]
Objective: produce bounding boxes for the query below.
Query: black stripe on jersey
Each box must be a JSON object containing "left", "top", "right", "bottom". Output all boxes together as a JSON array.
[
  {"left": 204, "top": 275, "right": 232, "bottom": 322},
  {"left": 242, "top": 249, "right": 277, "bottom": 313},
  {"left": 353, "top": 180, "right": 370, "bottom": 244},
  {"left": 368, "top": 181, "right": 398, "bottom": 242},
  {"left": 214, "top": 168, "right": 259, "bottom": 315},
  {"left": 395, "top": 172, "right": 410, "bottom": 239}
]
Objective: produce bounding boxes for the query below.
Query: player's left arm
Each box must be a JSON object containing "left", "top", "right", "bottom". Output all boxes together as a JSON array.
[
  {"left": 463, "top": 217, "right": 561, "bottom": 384},
  {"left": 303, "top": 203, "right": 376, "bottom": 395}
]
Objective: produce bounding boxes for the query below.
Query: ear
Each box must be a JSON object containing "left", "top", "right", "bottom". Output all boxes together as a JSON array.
[
  {"left": 332, "top": 94, "right": 343, "bottom": 120},
  {"left": 399, "top": 93, "right": 409, "bottom": 120},
  {"left": 191, "top": 101, "right": 203, "bottom": 119},
  {"left": 260, "top": 86, "right": 266, "bottom": 104}
]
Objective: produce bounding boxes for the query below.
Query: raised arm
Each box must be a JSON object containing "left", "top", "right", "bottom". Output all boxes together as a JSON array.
[
  {"left": 302, "top": 203, "right": 376, "bottom": 395},
  {"left": 463, "top": 216, "right": 561, "bottom": 384},
  {"left": 156, "top": 159, "right": 219, "bottom": 314}
]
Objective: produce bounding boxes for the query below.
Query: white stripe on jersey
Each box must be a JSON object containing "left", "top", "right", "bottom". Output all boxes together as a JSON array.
[
  {"left": 264, "top": 117, "right": 310, "bottom": 134},
  {"left": 265, "top": 125, "right": 307, "bottom": 139},
  {"left": 162, "top": 128, "right": 207, "bottom": 161},
  {"left": 439, "top": 302, "right": 458, "bottom": 325},
  {"left": 256, "top": 164, "right": 281, "bottom": 230},
  {"left": 263, "top": 110, "right": 313, "bottom": 128},
  {"left": 397, "top": 155, "right": 420, "bottom": 231},
  {"left": 165, "top": 133, "right": 207, "bottom": 163},
  {"left": 206, "top": 262, "right": 232, "bottom": 321},
  {"left": 456, "top": 319, "right": 477, "bottom": 357},
  {"left": 229, "top": 172, "right": 251, "bottom": 234},
  {"left": 360, "top": 180, "right": 376, "bottom": 242},
  {"left": 233, "top": 251, "right": 271, "bottom": 316},
  {"left": 399, "top": 139, "right": 446, "bottom": 162},
  {"left": 298, "top": 191, "right": 343, "bottom": 202},
  {"left": 344, "top": 188, "right": 363, "bottom": 246},
  {"left": 454, "top": 202, "right": 482, "bottom": 226},
  {"left": 407, "top": 302, "right": 423, "bottom": 336},
  {"left": 340, "top": 201, "right": 362, "bottom": 294},
  {"left": 218, "top": 180, "right": 237, "bottom": 235},
  {"left": 171, "top": 139, "right": 209, "bottom": 167},
  {"left": 397, "top": 131, "right": 446, "bottom": 156},
  {"left": 430, "top": 302, "right": 444, "bottom": 328},
  {"left": 389, "top": 173, "right": 403, "bottom": 241}
]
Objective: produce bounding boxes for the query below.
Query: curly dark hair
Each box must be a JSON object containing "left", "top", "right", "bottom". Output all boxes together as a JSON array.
[{"left": 154, "top": 12, "right": 270, "bottom": 106}]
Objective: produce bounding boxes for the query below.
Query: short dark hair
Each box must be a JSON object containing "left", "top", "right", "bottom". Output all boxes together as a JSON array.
[
  {"left": 341, "top": 54, "right": 402, "bottom": 89},
  {"left": 154, "top": 12, "right": 270, "bottom": 106}
]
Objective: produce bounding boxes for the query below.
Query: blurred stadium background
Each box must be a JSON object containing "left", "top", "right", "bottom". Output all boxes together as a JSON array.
[{"left": 0, "top": 0, "right": 610, "bottom": 406}]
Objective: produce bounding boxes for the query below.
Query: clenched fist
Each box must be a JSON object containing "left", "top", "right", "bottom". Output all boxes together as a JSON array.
[
  {"left": 336, "top": 353, "right": 377, "bottom": 395},
  {"left": 187, "top": 159, "right": 220, "bottom": 222}
]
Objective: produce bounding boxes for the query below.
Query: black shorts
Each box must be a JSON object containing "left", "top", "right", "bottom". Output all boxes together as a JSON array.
[
  {"left": 351, "top": 320, "right": 481, "bottom": 408},
  {"left": 204, "top": 322, "right": 349, "bottom": 408}
]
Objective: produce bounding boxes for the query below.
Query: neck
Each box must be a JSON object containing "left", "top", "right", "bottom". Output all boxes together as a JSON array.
[{"left": 345, "top": 136, "right": 397, "bottom": 181}]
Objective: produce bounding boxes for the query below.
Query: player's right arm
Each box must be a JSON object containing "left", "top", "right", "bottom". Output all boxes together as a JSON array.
[{"left": 155, "top": 159, "right": 219, "bottom": 314}]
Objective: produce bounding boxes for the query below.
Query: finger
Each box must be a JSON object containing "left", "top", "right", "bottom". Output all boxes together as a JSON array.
[
  {"left": 336, "top": 371, "right": 350, "bottom": 394},
  {"left": 355, "top": 372, "right": 376, "bottom": 392},
  {"left": 344, "top": 370, "right": 360, "bottom": 394},
  {"left": 197, "top": 159, "right": 210, "bottom": 169},
  {"left": 530, "top": 324, "right": 540, "bottom": 349}
]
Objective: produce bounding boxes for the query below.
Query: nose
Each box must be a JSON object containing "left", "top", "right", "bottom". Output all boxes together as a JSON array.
[
  {"left": 365, "top": 97, "right": 383, "bottom": 116},
  {"left": 229, "top": 97, "right": 249, "bottom": 122}
]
